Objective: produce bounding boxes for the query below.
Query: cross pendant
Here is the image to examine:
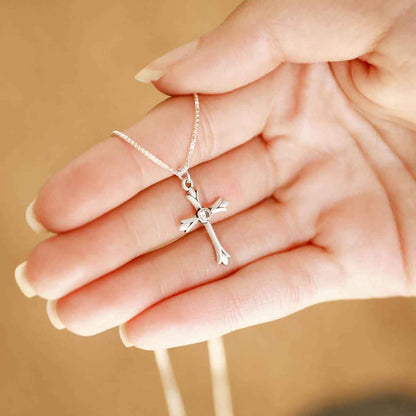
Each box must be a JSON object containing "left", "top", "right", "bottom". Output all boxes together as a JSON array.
[{"left": 179, "top": 183, "right": 230, "bottom": 266}]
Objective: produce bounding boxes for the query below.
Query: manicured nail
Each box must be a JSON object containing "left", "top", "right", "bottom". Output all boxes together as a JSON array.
[
  {"left": 119, "top": 323, "right": 133, "bottom": 347},
  {"left": 14, "top": 261, "right": 36, "bottom": 298},
  {"left": 134, "top": 68, "right": 164, "bottom": 83},
  {"left": 135, "top": 39, "right": 199, "bottom": 83},
  {"left": 26, "top": 199, "right": 48, "bottom": 234},
  {"left": 47, "top": 300, "right": 65, "bottom": 330}
]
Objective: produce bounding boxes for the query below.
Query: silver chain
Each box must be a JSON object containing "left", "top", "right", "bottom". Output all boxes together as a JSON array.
[{"left": 112, "top": 93, "right": 200, "bottom": 180}]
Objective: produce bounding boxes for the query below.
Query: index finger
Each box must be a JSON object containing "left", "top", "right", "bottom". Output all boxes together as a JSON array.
[{"left": 30, "top": 73, "right": 274, "bottom": 232}]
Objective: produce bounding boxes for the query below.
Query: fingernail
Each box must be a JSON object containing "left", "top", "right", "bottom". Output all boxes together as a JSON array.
[
  {"left": 119, "top": 323, "right": 133, "bottom": 347},
  {"left": 47, "top": 300, "right": 65, "bottom": 330},
  {"left": 14, "top": 261, "right": 36, "bottom": 298},
  {"left": 134, "top": 68, "right": 165, "bottom": 83},
  {"left": 26, "top": 199, "right": 48, "bottom": 234},
  {"left": 135, "top": 39, "right": 199, "bottom": 83}
]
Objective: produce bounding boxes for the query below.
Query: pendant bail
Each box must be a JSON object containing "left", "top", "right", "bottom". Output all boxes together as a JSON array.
[{"left": 181, "top": 171, "right": 194, "bottom": 191}]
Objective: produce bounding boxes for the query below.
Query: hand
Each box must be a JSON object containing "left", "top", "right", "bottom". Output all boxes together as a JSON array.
[{"left": 16, "top": 0, "right": 416, "bottom": 349}]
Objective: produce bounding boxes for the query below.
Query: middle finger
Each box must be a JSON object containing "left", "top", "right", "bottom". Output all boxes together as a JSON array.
[{"left": 26, "top": 137, "right": 276, "bottom": 299}]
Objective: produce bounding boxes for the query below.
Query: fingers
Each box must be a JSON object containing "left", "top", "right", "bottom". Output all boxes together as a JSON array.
[
  {"left": 51, "top": 199, "right": 315, "bottom": 336},
  {"left": 26, "top": 138, "right": 277, "bottom": 299},
  {"left": 33, "top": 78, "right": 273, "bottom": 233},
  {"left": 122, "top": 245, "right": 342, "bottom": 349},
  {"left": 139, "top": 0, "right": 412, "bottom": 95}
]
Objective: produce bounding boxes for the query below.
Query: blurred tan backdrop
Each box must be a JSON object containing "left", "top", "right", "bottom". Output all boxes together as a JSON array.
[{"left": 2, "top": 1, "right": 416, "bottom": 415}]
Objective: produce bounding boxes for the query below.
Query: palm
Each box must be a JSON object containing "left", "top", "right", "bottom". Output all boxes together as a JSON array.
[{"left": 264, "top": 62, "right": 413, "bottom": 302}]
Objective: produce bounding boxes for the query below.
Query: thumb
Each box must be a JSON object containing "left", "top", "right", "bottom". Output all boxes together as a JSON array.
[{"left": 134, "top": 0, "right": 413, "bottom": 96}]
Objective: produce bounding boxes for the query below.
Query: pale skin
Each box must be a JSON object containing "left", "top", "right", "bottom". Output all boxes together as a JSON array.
[{"left": 18, "top": 0, "right": 416, "bottom": 349}]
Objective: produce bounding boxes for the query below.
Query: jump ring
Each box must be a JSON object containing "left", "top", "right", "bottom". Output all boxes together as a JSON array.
[{"left": 181, "top": 172, "right": 194, "bottom": 191}]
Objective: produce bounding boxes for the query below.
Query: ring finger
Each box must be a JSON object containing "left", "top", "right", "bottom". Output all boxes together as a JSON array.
[{"left": 51, "top": 198, "right": 314, "bottom": 336}]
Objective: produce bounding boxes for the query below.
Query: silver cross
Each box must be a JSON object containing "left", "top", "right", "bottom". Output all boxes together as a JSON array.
[{"left": 179, "top": 185, "right": 230, "bottom": 266}]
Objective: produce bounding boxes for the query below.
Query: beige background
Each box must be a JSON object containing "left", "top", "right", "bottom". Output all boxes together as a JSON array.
[{"left": 2, "top": 1, "right": 416, "bottom": 415}]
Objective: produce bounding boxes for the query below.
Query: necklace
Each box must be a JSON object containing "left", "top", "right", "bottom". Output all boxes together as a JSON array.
[{"left": 112, "top": 93, "right": 230, "bottom": 266}]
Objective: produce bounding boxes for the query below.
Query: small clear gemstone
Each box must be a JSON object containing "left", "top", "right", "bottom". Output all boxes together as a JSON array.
[{"left": 197, "top": 208, "right": 211, "bottom": 223}]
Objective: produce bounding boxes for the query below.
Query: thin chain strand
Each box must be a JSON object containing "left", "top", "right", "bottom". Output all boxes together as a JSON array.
[{"left": 112, "top": 93, "right": 200, "bottom": 179}]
